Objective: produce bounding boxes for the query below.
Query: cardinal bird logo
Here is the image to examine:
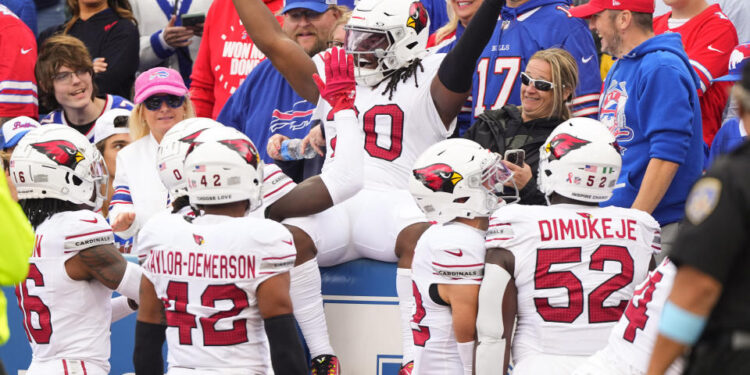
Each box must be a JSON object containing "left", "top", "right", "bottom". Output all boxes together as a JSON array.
[
  {"left": 406, "top": 2, "right": 428, "bottom": 34},
  {"left": 30, "top": 140, "right": 85, "bottom": 169},
  {"left": 218, "top": 139, "right": 260, "bottom": 168},
  {"left": 178, "top": 129, "right": 208, "bottom": 144},
  {"left": 545, "top": 133, "right": 590, "bottom": 160},
  {"left": 413, "top": 163, "right": 463, "bottom": 193},
  {"left": 193, "top": 234, "right": 204, "bottom": 245}
]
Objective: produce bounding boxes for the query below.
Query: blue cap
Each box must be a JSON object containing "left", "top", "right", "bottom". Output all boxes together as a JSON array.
[
  {"left": 713, "top": 42, "right": 750, "bottom": 82},
  {"left": 282, "top": 0, "right": 336, "bottom": 14}
]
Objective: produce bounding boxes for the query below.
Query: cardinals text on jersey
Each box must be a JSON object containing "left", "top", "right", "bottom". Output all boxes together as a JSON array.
[
  {"left": 485, "top": 203, "right": 659, "bottom": 364},
  {"left": 15, "top": 210, "right": 116, "bottom": 373}
]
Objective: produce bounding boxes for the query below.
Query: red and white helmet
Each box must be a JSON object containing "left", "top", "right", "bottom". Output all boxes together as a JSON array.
[
  {"left": 10, "top": 124, "right": 108, "bottom": 210},
  {"left": 184, "top": 127, "right": 264, "bottom": 211},
  {"left": 345, "top": 0, "right": 430, "bottom": 86},
  {"left": 157, "top": 117, "right": 222, "bottom": 199},
  {"left": 409, "top": 138, "right": 513, "bottom": 223},
  {"left": 538, "top": 117, "right": 622, "bottom": 203}
]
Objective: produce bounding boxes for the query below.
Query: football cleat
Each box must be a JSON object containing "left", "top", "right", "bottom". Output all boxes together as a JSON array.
[
  {"left": 310, "top": 354, "right": 340, "bottom": 375},
  {"left": 398, "top": 361, "right": 413, "bottom": 375}
]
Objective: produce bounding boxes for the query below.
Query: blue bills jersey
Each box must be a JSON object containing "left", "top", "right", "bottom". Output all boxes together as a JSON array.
[{"left": 471, "top": 0, "right": 601, "bottom": 120}]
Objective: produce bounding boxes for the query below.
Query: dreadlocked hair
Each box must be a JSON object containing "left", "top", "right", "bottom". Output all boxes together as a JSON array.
[
  {"left": 20, "top": 198, "right": 81, "bottom": 229},
  {"left": 375, "top": 59, "right": 424, "bottom": 100},
  {"left": 171, "top": 195, "right": 199, "bottom": 217}
]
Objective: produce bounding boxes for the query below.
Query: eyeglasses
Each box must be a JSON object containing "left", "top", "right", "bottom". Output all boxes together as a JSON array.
[
  {"left": 520, "top": 72, "right": 555, "bottom": 91},
  {"left": 52, "top": 69, "right": 91, "bottom": 84},
  {"left": 327, "top": 40, "right": 345, "bottom": 48},
  {"left": 285, "top": 8, "right": 328, "bottom": 21},
  {"left": 144, "top": 95, "right": 185, "bottom": 111}
]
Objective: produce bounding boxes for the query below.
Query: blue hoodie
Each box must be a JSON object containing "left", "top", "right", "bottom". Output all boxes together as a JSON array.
[{"left": 599, "top": 33, "right": 703, "bottom": 226}]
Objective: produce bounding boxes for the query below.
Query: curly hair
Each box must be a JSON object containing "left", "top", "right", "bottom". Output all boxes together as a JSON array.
[{"left": 20, "top": 198, "right": 81, "bottom": 229}]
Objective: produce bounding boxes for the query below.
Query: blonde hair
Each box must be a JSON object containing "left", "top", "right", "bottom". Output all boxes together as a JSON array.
[
  {"left": 528, "top": 48, "right": 579, "bottom": 120},
  {"left": 434, "top": 1, "right": 459, "bottom": 46},
  {"left": 128, "top": 98, "right": 196, "bottom": 141}
]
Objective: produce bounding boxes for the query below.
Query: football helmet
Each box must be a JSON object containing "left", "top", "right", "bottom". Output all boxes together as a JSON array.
[
  {"left": 10, "top": 124, "right": 108, "bottom": 210},
  {"left": 409, "top": 138, "right": 513, "bottom": 223},
  {"left": 538, "top": 117, "right": 622, "bottom": 203},
  {"left": 345, "top": 0, "right": 430, "bottom": 86},
  {"left": 184, "top": 127, "right": 264, "bottom": 211},
  {"left": 157, "top": 117, "right": 222, "bottom": 199}
]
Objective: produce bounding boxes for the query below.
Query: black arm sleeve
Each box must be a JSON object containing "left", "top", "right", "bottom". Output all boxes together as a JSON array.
[
  {"left": 264, "top": 313, "right": 307, "bottom": 375},
  {"left": 437, "top": 0, "right": 506, "bottom": 93},
  {"left": 133, "top": 320, "right": 166, "bottom": 375}
]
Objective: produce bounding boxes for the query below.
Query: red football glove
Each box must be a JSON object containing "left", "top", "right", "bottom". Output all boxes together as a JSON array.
[{"left": 313, "top": 47, "right": 356, "bottom": 115}]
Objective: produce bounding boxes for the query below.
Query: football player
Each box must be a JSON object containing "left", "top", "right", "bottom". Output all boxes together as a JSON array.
[
  {"left": 573, "top": 257, "right": 684, "bottom": 375},
  {"left": 133, "top": 130, "right": 307, "bottom": 375},
  {"left": 475, "top": 118, "right": 661, "bottom": 374},
  {"left": 135, "top": 48, "right": 361, "bottom": 374},
  {"left": 11, "top": 125, "right": 142, "bottom": 375},
  {"left": 408, "top": 139, "right": 513, "bottom": 374},
  {"left": 232, "top": 0, "right": 506, "bottom": 369}
]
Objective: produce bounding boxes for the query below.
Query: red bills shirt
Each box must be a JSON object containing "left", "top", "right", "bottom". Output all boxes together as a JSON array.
[{"left": 654, "top": 4, "right": 738, "bottom": 146}]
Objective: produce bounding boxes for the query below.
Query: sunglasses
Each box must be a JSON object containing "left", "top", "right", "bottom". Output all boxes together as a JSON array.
[
  {"left": 144, "top": 95, "right": 185, "bottom": 111},
  {"left": 520, "top": 72, "right": 555, "bottom": 91}
]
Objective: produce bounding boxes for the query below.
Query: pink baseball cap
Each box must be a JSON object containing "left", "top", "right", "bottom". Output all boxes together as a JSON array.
[
  {"left": 569, "top": 0, "right": 655, "bottom": 19},
  {"left": 133, "top": 68, "right": 188, "bottom": 104}
]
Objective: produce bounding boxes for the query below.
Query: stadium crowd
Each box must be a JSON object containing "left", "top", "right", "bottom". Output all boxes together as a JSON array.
[{"left": 0, "top": 0, "right": 749, "bottom": 373}]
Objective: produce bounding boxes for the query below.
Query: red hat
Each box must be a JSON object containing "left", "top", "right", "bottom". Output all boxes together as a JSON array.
[{"left": 568, "top": 0, "right": 655, "bottom": 18}]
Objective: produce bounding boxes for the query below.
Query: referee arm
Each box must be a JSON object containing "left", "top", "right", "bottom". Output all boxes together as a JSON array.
[{"left": 646, "top": 266, "right": 722, "bottom": 375}]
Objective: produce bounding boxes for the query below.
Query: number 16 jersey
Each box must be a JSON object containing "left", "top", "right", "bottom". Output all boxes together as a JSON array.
[{"left": 486, "top": 204, "right": 660, "bottom": 363}]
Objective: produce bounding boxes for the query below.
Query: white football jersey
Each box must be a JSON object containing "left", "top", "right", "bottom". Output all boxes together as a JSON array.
[
  {"left": 137, "top": 213, "right": 296, "bottom": 371},
  {"left": 606, "top": 258, "right": 684, "bottom": 375},
  {"left": 486, "top": 204, "right": 660, "bottom": 363},
  {"left": 314, "top": 52, "right": 456, "bottom": 190},
  {"left": 15, "top": 210, "right": 116, "bottom": 372},
  {"left": 411, "top": 222, "right": 485, "bottom": 375}
]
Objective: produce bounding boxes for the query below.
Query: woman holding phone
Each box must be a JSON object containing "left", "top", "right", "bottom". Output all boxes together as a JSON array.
[{"left": 463, "top": 48, "right": 580, "bottom": 205}]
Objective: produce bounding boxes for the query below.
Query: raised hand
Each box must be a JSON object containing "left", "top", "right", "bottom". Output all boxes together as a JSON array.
[{"left": 312, "top": 47, "right": 356, "bottom": 115}]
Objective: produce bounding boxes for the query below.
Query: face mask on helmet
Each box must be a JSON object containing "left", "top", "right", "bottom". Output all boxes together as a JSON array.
[
  {"left": 184, "top": 128, "right": 264, "bottom": 212},
  {"left": 345, "top": 0, "right": 430, "bottom": 87},
  {"left": 157, "top": 118, "right": 223, "bottom": 200},
  {"left": 537, "top": 118, "right": 622, "bottom": 203},
  {"left": 410, "top": 139, "right": 512, "bottom": 223},
  {"left": 11, "top": 124, "right": 109, "bottom": 210}
]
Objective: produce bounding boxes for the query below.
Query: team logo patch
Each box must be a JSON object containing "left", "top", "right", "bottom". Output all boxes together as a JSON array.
[
  {"left": 406, "top": 2, "right": 428, "bottom": 34},
  {"left": 30, "top": 140, "right": 85, "bottom": 169},
  {"left": 685, "top": 177, "right": 722, "bottom": 225},
  {"left": 600, "top": 80, "right": 633, "bottom": 152},
  {"left": 413, "top": 163, "right": 463, "bottom": 193},
  {"left": 149, "top": 70, "right": 170, "bottom": 80},
  {"left": 545, "top": 133, "right": 590, "bottom": 160},
  {"left": 193, "top": 234, "right": 204, "bottom": 245},
  {"left": 179, "top": 129, "right": 209, "bottom": 144},
  {"left": 218, "top": 139, "right": 260, "bottom": 168}
]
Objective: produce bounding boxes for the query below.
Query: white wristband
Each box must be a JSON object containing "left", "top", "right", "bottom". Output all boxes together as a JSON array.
[{"left": 115, "top": 261, "right": 143, "bottom": 303}]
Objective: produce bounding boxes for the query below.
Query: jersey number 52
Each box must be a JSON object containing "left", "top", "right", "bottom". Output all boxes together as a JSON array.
[{"left": 534, "top": 245, "right": 634, "bottom": 323}]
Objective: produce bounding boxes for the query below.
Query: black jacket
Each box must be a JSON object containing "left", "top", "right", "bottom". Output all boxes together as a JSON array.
[
  {"left": 39, "top": 9, "right": 139, "bottom": 100},
  {"left": 463, "top": 105, "right": 563, "bottom": 205}
]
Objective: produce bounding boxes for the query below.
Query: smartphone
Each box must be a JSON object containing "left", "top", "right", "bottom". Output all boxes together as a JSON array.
[
  {"left": 504, "top": 149, "right": 526, "bottom": 166},
  {"left": 181, "top": 13, "right": 205, "bottom": 28}
]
